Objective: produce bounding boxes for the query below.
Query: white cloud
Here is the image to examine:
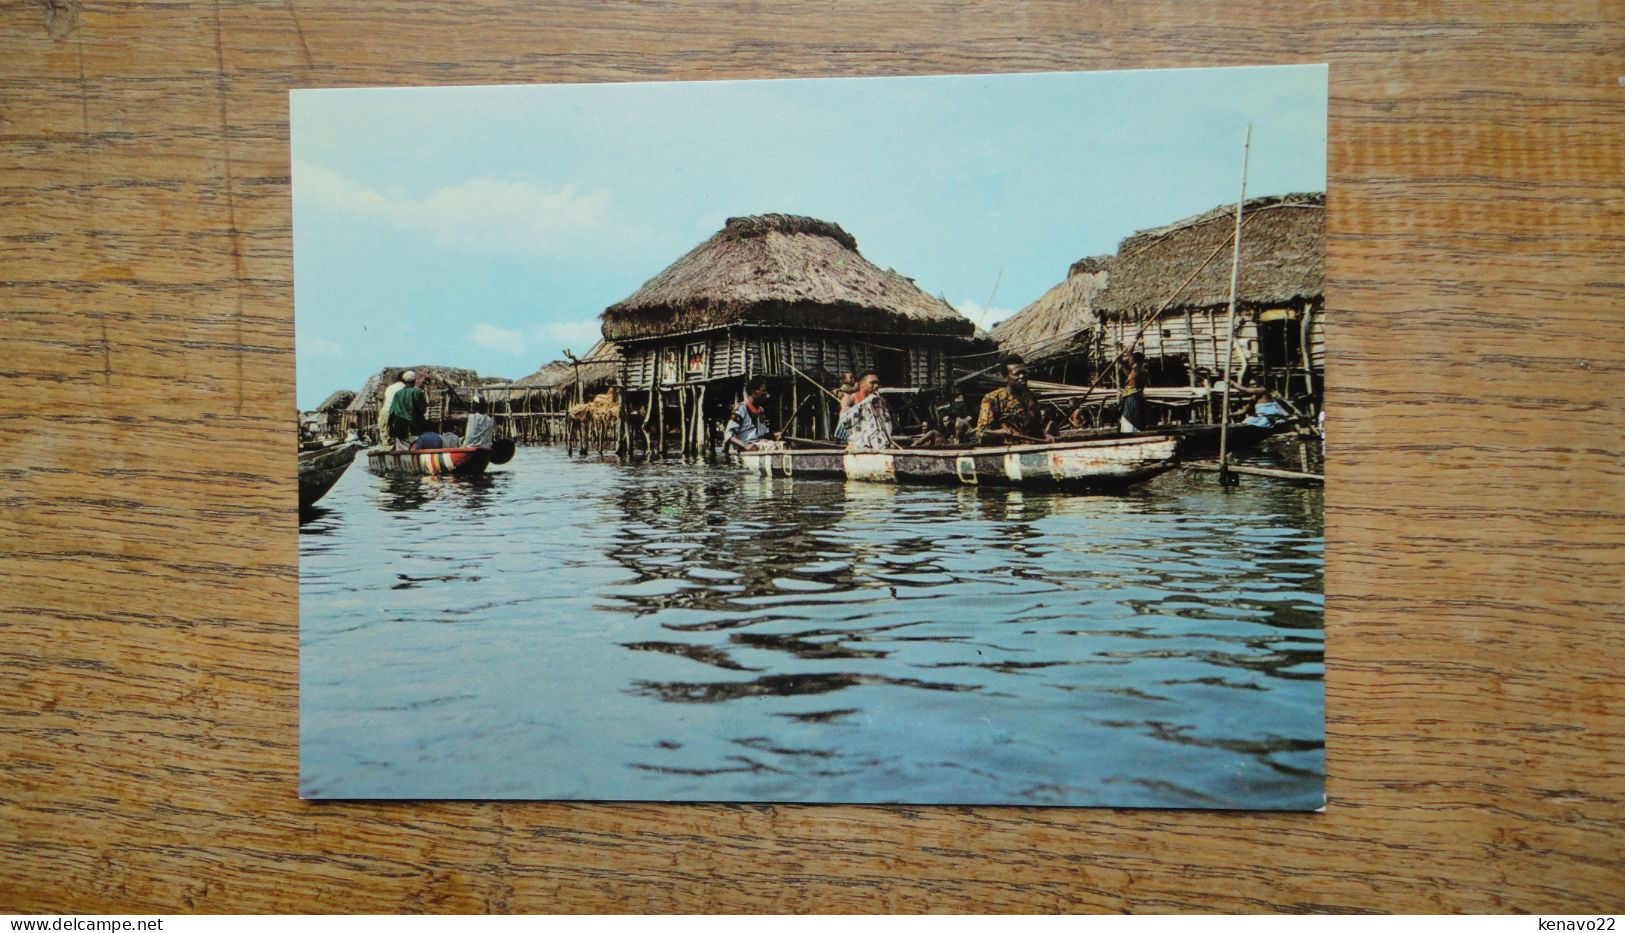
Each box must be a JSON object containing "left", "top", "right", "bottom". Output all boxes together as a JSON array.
[
  {"left": 301, "top": 336, "right": 345, "bottom": 358},
  {"left": 954, "top": 298, "right": 1019, "bottom": 330},
  {"left": 294, "top": 160, "right": 612, "bottom": 257},
  {"left": 530, "top": 317, "right": 604, "bottom": 355},
  {"left": 469, "top": 323, "right": 527, "bottom": 354}
]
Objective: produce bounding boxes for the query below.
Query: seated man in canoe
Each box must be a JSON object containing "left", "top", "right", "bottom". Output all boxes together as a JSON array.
[
  {"left": 725, "top": 377, "right": 783, "bottom": 452},
  {"left": 1243, "top": 388, "right": 1294, "bottom": 429},
  {"left": 836, "top": 370, "right": 894, "bottom": 450},
  {"left": 976, "top": 355, "right": 1055, "bottom": 445}
]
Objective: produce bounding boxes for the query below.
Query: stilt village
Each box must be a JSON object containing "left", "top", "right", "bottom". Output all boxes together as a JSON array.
[{"left": 300, "top": 192, "right": 1326, "bottom": 505}]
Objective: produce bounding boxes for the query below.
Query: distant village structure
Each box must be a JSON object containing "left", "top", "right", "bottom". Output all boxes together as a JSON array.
[
  {"left": 480, "top": 339, "right": 623, "bottom": 445},
  {"left": 993, "top": 192, "right": 1325, "bottom": 422},
  {"left": 304, "top": 195, "right": 1324, "bottom": 452},
  {"left": 600, "top": 213, "right": 981, "bottom": 457},
  {"left": 339, "top": 366, "right": 490, "bottom": 444}
]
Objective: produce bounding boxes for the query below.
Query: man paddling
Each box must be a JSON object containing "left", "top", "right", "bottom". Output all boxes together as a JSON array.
[{"left": 976, "top": 355, "right": 1053, "bottom": 444}]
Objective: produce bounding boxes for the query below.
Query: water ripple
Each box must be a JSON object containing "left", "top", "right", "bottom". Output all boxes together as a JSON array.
[{"left": 300, "top": 445, "right": 1323, "bottom": 807}]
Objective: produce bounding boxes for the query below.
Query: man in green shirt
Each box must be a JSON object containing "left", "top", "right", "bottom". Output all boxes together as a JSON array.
[{"left": 387, "top": 371, "right": 430, "bottom": 447}]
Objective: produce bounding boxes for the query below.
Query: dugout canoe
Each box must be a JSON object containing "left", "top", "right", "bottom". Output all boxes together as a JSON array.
[
  {"left": 1056, "top": 422, "right": 1282, "bottom": 459},
  {"left": 366, "top": 413, "right": 516, "bottom": 478},
  {"left": 366, "top": 444, "right": 496, "bottom": 477},
  {"left": 740, "top": 434, "right": 1179, "bottom": 490},
  {"left": 299, "top": 439, "right": 362, "bottom": 509}
]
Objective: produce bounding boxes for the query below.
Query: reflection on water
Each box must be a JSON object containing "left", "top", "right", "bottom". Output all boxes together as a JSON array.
[{"left": 300, "top": 446, "right": 1323, "bottom": 807}]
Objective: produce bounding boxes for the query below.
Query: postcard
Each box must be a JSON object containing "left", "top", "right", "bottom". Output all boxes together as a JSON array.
[{"left": 295, "top": 64, "right": 1328, "bottom": 807}]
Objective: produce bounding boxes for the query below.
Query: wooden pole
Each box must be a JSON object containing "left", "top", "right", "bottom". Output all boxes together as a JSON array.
[
  {"left": 616, "top": 388, "right": 627, "bottom": 457},
  {"left": 643, "top": 387, "right": 654, "bottom": 455},
  {"left": 694, "top": 383, "right": 707, "bottom": 461},
  {"left": 1217, "top": 124, "right": 1252, "bottom": 486},
  {"left": 1184, "top": 306, "right": 1198, "bottom": 390},
  {"left": 1300, "top": 302, "right": 1318, "bottom": 411},
  {"left": 790, "top": 379, "right": 799, "bottom": 441},
  {"left": 685, "top": 386, "right": 695, "bottom": 460},
  {"left": 657, "top": 386, "right": 666, "bottom": 459}
]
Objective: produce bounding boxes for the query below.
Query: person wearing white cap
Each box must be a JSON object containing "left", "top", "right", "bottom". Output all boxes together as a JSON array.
[{"left": 376, "top": 370, "right": 414, "bottom": 447}]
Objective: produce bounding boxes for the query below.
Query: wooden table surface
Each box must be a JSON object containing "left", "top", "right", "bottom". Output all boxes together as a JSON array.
[{"left": 3, "top": 0, "right": 1621, "bottom": 914}]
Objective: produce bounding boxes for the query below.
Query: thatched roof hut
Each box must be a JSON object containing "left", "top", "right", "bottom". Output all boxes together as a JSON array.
[
  {"left": 602, "top": 213, "right": 972, "bottom": 341},
  {"left": 511, "top": 360, "right": 574, "bottom": 392},
  {"left": 509, "top": 339, "right": 622, "bottom": 397},
  {"left": 315, "top": 389, "right": 356, "bottom": 412},
  {"left": 345, "top": 365, "right": 489, "bottom": 413},
  {"left": 1094, "top": 192, "right": 1324, "bottom": 320},
  {"left": 991, "top": 256, "right": 1110, "bottom": 365}
]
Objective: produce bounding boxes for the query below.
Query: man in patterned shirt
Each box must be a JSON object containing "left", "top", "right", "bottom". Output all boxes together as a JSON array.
[{"left": 976, "top": 356, "right": 1052, "bottom": 444}]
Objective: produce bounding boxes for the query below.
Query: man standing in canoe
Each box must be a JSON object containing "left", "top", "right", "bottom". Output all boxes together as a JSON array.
[
  {"left": 976, "top": 355, "right": 1053, "bottom": 444},
  {"left": 838, "top": 370, "right": 894, "bottom": 450},
  {"left": 725, "top": 377, "right": 781, "bottom": 452},
  {"left": 1118, "top": 348, "right": 1149, "bottom": 433},
  {"left": 387, "top": 370, "right": 430, "bottom": 448},
  {"left": 377, "top": 370, "right": 412, "bottom": 447}
]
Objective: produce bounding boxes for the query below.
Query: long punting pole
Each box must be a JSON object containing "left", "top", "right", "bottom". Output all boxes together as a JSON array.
[{"left": 1217, "top": 125, "right": 1252, "bottom": 486}]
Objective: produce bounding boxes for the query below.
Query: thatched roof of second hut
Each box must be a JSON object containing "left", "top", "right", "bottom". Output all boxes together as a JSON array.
[
  {"left": 511, "top": 339, "right": 622, "bottom": 394},
  {"left": 315, "top": 389, "right": 357, "bottom": 412},
  {"left": 1094, "top": 192, "right": 1324, "bottom": 320},
  {"left": 603, "top": 214, "right": 972, "bottom": 340},
  {"left": 991, "top": 256, "right": 1111, "bottom": 365},
  {"left": 346, "top": 366, "right": 487, "bottom": 411}
]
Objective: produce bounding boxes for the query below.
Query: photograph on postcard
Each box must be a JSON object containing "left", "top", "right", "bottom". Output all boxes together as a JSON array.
[{"left": 294, "top": 65, "right": 1328, "bottom": 807}]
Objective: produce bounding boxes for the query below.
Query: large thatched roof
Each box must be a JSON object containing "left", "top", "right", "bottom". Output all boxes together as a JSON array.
[
  {"left": 991, "top": 256, "right": 1110, "bottom": 364},
  {"left": 1095, "top": 192, "right": 1324, "bottom": 320},
  {"left": 346, "top": 366, "right": 487, "bottom": 411},
  {"left": 602, "top": 214, "right": 973, "bottom": 341}
]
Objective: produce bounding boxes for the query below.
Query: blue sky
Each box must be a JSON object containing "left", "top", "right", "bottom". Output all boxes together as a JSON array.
[{"left": 292, "top": 65, "right": 1326, "bottom": 409}]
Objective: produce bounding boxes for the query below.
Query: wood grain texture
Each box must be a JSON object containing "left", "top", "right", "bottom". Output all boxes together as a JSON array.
[{"left": 2, "top": 0, "right": 1621, "bottom": 914}]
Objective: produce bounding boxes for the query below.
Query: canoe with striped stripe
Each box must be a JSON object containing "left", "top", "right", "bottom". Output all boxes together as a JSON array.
[{"left": 366, "top": 446, "right": 493, "bottom": 477}]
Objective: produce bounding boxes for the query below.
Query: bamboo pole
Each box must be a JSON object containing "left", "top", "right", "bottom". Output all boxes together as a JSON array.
[{"left": 1217, "top": 124, "right": 1252, "bottom": 486}]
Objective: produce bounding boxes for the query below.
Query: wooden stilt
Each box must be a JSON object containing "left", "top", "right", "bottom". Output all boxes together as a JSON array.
[
  {"left": 643, "top": 387, "right": 654, "bottom": 455},
  {"left": 677, "top": 385, "right": 689, "bottom": 459},
  {"left": 694, "top": 383, "right": 707, "bottom": 460}
]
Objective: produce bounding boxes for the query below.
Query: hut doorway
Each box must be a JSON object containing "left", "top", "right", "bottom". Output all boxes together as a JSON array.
[
  {"left": 1257, "top": 312, "right": 1302, "bottom": 373},
  {"left": 876, "top": 348, "right": 909, "bottom": 388}
]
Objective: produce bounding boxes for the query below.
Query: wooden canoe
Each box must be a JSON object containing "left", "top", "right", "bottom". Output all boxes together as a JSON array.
[
  {"left": 366, "top": 445, "right": 493, "bottom": 477},
  {"left": 1056, "top": 422, "right": 1282, "bottom": 459},
  {"left": 740, "top": 434, "right": 1179, "bottom": 490},
  {"left": 299, "top": 440, "right": 362, "bottom": 509}
]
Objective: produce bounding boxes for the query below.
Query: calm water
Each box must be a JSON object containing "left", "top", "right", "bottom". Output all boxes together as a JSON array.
[{"left": 300, "top": 444, "right": 1324, "bottom": 808}]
